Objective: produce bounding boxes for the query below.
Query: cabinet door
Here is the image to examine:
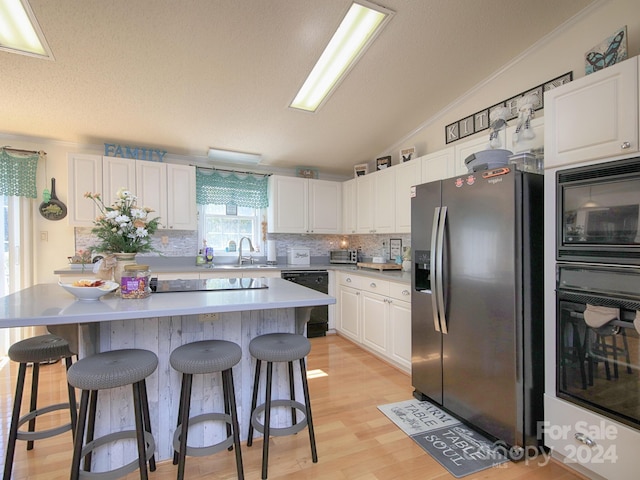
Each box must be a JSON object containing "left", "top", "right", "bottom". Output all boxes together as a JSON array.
[
  {"left": 421, "top": 147, "right": 454, "bottom": 183},
  {"left": 102, "top": 157, "right": 136, "bottom": 207},
  {"left": 68, "top": 153, "right": 102, "bottom": 226},
  {"left": 166, "top": 164, "right": 197, "bottom": 230},
  {"left": 136, "top": 160, "right": 167, "bottom": 224},
  {"left": 388, "top": 298, "right": 411, "bottom": 372},
  {"left": 356, "top": 174, "right": 374, "bottom": 233},
  {"left": 394, "top": 160, "right": 421, "bottom": 233},
  {"left": 545, "top": 57, "right": 638, "bottom": 168},
  {"left": 361, "top": 291, "right": 388, "bottom": 355},
  {"left": 308, "top": 179, "right": 341, "bottom": 233},
  {"left": 267, "top": 175, "right": 308, "bottom": 233},
  {"left": 373, "top": 168, "right": 395, "bottom": 233},
  {"left": 338, "top": 286, "right": 360, "bottom": 343},
  {"left": 342, "top": 178, "right": 357, "bottom": 234}
]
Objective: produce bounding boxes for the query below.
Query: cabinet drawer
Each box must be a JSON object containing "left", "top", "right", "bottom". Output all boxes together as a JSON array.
[
  {"left": 389, "top": 282, "right": 411, "bottom": 302},
  {"left": 338, "top": 272, "right": 362, "bottom": 289},
  {"left": 360, "top": 278, "right": 389, "bottom": 296},
  {"left": 544, "top": 394, "right": 639, "bottom": 480}
]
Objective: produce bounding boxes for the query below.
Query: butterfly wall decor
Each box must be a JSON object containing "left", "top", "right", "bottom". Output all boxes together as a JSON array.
[{"left": 585, "top": 26, "right": 627, "bottom": 75}]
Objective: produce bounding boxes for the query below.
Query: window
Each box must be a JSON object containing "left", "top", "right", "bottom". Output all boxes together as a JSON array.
[{"left": 199, "top": 204, "right": 263, "bottom": 256}]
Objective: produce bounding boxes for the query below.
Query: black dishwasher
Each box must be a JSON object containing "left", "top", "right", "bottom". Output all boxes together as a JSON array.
[{"left": 281, "top": 270, "right": 328, "bottom": 338}]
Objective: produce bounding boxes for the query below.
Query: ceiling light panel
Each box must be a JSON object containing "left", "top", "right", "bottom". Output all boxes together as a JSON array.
[
  {"left": 0, "top": 0, "right": 53, "bottom": 59},
  {"left": 290, "top": 1, "right": 394, "bottom": 112}
]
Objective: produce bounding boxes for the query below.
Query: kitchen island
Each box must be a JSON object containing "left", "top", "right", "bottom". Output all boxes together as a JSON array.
[{"left": 0, "top": 278, "right": 335, "bottom": 468}]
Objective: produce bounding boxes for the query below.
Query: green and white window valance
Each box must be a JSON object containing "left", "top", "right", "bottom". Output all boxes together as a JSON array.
[
  {"left": 0, "top": 149, "right": 40, "bottom": 198},
  {"left": 196, "top": 169, "right": 268, "bottom": 208}
]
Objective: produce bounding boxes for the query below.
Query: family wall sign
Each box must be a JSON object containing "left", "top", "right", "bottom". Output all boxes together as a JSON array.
[
  {"left": 104, "top": 143, "right": 167, "bottom": 162},
  {"left": 445, "top": 72, "right": 573, "bottom": 144}
]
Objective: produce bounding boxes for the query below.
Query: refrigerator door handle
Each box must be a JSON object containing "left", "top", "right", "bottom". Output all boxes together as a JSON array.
[
  {"left": 430, "top": 207, "right": 442, "bottom": 332},
  {"left": 436, "top": 206, "right": 448, "bottom": 334}
]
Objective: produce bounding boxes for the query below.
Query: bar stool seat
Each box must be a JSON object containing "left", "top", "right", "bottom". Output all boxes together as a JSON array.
[
  {"left": 3, "top": 334, "right": 77, "bottom": 480},
  {"left": 67, "top": 348, "right": 158, "bottom": 480},
  {"left": 170, "top": 339, "right": 244, "bottom": 480},
  {"left": 247, "top": 333, "right": 317, "bottom": 479}
]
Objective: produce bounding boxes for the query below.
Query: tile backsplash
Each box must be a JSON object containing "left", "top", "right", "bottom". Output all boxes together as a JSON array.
[{"left": 74, "top": 228, "right": 410, "bottom": 262}]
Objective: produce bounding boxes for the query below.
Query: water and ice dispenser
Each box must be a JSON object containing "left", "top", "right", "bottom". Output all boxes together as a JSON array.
[{"left": 414, "top": 250, "right": 431, "bottom": 292}]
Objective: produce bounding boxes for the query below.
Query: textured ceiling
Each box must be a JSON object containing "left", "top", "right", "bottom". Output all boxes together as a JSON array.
[{"left": 1, "top": 0, "right": 594, "bottom": 176}]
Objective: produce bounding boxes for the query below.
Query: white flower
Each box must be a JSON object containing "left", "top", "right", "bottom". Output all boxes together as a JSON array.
[
  {"left": 130, "top": 208, "right": 146, "bottom": 219},
  {"left": 135, "top": 227, "right": 149, "bottom": 238},
  {"left": 115, "top": 214, "right": 130, "bottom": 224}
]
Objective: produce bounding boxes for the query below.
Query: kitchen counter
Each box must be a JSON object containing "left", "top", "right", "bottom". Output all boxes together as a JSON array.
[
  {"left": 54, "top": 262, "right": 412, "bottom": 284},
  {"left": 0, "top": 278, "right": 335, "bottom": 466},
  {"left": 0, "top": 277, "right": 333, "bottom": 329}
]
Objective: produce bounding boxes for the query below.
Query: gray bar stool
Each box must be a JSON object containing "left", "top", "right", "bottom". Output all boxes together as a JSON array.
[
  {"left": 247, "top": 333, "right": 318, "bottom": 479},
  {"left": 170, "top": 340, "right": 244, "bottom": 480},
  {"left": 67, "top": 348, "right": 158, "bottom": 480},
  {"left": 3, "top": 334, "right": 77, "bottom": 480}
]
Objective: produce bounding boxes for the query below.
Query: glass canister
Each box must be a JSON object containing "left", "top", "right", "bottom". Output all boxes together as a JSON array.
[{"left": 120, "top": 264, "right": 151, "bottom": 299}]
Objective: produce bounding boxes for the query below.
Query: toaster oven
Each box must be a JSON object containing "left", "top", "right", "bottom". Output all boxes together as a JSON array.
[{"left": 330, "top": 249, "right": 357, "bottom": 264}]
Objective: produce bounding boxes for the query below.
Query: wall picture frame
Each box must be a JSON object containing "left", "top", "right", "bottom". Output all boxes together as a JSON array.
[
  {"left": 376, "top": 156, "right": 392, "bottom": 170},
  {"left": 390, "top": 238, "right": 402, "bottom": 259},
  {"left": 585, "top": 25, "right": 627, "bottom": 75},
  {"left": 400, "top": 147, "right": 416, "bottom": 162},
  {"left": 354, "top": 163, "right": 369, "bottom": 177}
]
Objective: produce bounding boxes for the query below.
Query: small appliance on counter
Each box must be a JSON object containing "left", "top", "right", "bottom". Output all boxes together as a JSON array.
[
  {"left": 329, "top": 249, "right": 357, "bottom": 264},
  {"left": 287, "top": 247, "right": 310, "bottom": 265}
]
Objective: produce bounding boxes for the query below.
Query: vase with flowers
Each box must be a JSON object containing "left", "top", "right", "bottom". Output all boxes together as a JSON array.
[{"left": 85, "top": 188, "right": 160, "bottom": 283}]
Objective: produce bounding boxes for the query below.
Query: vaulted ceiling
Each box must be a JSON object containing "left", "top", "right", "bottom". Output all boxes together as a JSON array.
[{"left": 1, "top": 0, "right": 595, "bottom": 176}]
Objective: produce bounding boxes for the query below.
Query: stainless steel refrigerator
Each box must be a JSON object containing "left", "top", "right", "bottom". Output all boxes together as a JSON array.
[{"left": 411, "top": 167, "right": 544, "bottom": 451}]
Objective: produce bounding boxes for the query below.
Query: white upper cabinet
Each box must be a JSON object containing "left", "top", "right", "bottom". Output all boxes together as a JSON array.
[
  {"left": 136, "top": 160, "right": 168, "bottom": 225},
  {"left": 544, "top": 56, "right": 638, "bottom": 168},
  {"left": 420, "top": 147, "right": 454, "bottom": 183},
  {"left": 102, "top": 156, "right": 136, "bottom": 206},
  {"left": 68, "top": 153, "right": 103, "bottom": 226},
  {"left": 268, "top": 175, "right": 341, "bottom": 234},
  {"left": 342, "top": 178, "right": 357, "bottom": 234},
  {"left": 394, "top": 160, "right": 421, "bottom": 233},
  {"left": 67, "top": 155, "right": 197, "bottom": 229},
  {"left": 308, "top": 179, "right": 342, "bottom": 233},
  {"left": 166, "top": 164, "right": 197, "bottom": 230},
  {"left": 356, "top": 168, "right": 395, "bottom": 234}
]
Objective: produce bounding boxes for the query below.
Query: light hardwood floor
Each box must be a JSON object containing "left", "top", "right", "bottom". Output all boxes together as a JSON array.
[{"left": 1, "top": 334, "right": 585, "bottom": 480}]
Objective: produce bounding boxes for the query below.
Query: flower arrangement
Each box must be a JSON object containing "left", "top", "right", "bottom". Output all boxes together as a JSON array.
[{"left": 84, "top": 188, "right": 160, "bottom": 254}]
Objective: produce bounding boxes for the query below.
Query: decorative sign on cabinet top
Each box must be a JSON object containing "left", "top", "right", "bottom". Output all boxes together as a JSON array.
[
  {"left": 104, "top": 143, "right": 167, "bottom": 162},
  {"left": 445, "top": 72, "right": 573, "bottom": 144}
]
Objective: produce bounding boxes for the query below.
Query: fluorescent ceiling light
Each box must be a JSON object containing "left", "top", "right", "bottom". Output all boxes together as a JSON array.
[
  {"left": 208, "top": 148, "right": 262, "bottom": 165},
  {"left": 0, "top": 0, "right": 53, "bottom": 59},
  {"left": 290, "top": 1, "right": 393, "bottom": 112}
]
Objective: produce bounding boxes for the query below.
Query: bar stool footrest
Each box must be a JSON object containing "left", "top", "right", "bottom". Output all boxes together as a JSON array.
[
  {"left": 172, "top": 413, "right": 235, "bottom": 457},
  {"left": 251, "top": 400, "right": 308, "bottom": 437},
  {"left": 16, "top": 402, "right": 73, "bottom": 441},
  {"left": 78, "top": 430, "right": 155, "bottom": 480}
]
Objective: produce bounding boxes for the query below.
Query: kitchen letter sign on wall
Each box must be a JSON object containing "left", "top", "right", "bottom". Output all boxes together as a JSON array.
[{"left": 445, "top": 72, "right": 572, "bottom": 144}]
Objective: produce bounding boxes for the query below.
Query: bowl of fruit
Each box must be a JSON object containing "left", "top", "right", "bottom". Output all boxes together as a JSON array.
[{"left": 58, "top": 279, "right": 119, "bottom": 301}]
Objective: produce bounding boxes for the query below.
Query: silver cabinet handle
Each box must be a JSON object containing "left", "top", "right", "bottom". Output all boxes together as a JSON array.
[
  {"left": 401, "top": 290, "right": 410, "bottom": 296},
  {"left": 621, "top": 141, "right": 631, "bottom": 149},
  {"left": 574, "top": 432, "right": 596, "bottom": 447},
  {"left": 370, "top": 282, "right": 376, "bottom": 288},
  {"left": 346, "top": 278, "right": 352, "bottom": 283}
]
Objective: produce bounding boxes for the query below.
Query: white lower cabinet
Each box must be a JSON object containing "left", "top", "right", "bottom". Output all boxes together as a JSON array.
[
  {"left": 544, "top": 394, "right": 639, "bottom": 480},
  {"left": 336, "top": 271, "right": 411, "bottom": 373}
]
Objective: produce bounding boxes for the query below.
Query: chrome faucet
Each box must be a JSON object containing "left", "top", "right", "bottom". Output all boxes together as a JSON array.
[{"left": 238, "top": 236, "right": 255, "bottom": 265}]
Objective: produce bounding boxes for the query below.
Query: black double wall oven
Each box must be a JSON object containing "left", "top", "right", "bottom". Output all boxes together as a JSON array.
[{"left": 556, "top": 157, "right": 640, "bottom": 430}]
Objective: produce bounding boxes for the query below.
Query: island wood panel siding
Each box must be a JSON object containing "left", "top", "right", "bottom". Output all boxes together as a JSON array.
[{"left": 89, "top": 308, "right": 302, "bottom": 470}]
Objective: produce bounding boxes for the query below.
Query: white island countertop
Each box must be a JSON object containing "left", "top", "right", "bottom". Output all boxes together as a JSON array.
[{"left": 0, "top": 277, "right": 335, "bottom": 329}]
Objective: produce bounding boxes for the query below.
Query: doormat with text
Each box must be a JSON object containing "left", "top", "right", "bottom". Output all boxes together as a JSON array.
[{"left": 378, "top": 399, "right": 509, "bottom": 478}]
